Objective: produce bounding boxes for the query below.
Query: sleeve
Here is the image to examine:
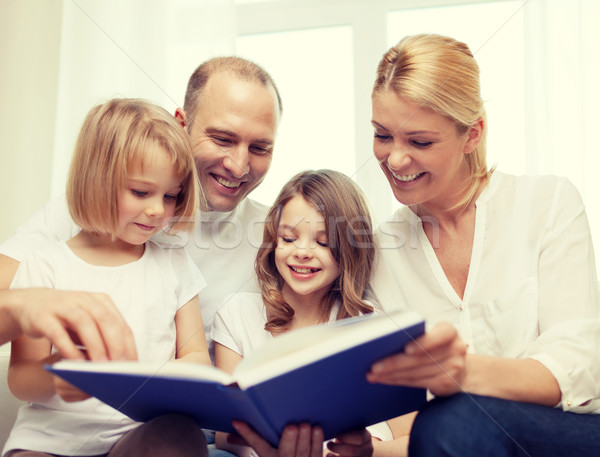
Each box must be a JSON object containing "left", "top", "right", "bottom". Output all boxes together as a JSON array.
[
  {"left": 10, "top": 249, "right": 57, "bottom": 290},
  {"left": 211, "top": 296, "right": 245, "bottom": 356},
  {"left": 166, "top": 246, "right": 207, "bottom": 310},
  {"left": 0, "top": 195, "right": 79, "bottom": 262},
  {"left": 524, "top": 177, "right": 600, "bottom": 412}
]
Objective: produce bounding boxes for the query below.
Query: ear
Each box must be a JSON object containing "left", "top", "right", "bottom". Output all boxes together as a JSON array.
[
  {"left": 463, "top": 117, "right": 484, "bottom": 155},
  {"left": 174, "top": 108, "right": 188, "bottom": 129}
]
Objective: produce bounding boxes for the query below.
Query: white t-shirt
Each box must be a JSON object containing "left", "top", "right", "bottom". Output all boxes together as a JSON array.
[
  {"left": 155, "top": 198, "right": 268, "bottom": 349},
  {"left": 0, "top": 195, "right": 269, "bottom": 354},
  {"left": 372, "top": 171, "right": 600, "bottom": 413},
  {"left": 212, "top": 293, "right": 393, "bottom": 441},
  {"left": 3, "top": 241, "right": 205, "bottom": 456}
]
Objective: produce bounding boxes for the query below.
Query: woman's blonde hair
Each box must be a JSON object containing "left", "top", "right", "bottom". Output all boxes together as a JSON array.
[
  {"left": 256, "top": 169, "right": 375, "bottom": 334},
  {"left": 372, "top": 34, "right": 493, "bottom": 208},
  {"left": 66, "top": 98, "right": 200, "bottom": 236}
]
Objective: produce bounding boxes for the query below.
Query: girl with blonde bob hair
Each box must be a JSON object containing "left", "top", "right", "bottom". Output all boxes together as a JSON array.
[
  {"left": 212, "top": 170, "right": 392, "bottom": 456},
  {"left": 67, "top": 98, "right": 199, "bottom": 235},
  {"left": 369, "top": 35, "right": 600, "bottom": 457},
  {"left": 4, "top": 98, "right": 211, "bottom": 457}
]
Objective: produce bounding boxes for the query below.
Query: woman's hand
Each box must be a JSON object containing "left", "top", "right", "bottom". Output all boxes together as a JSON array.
[
  {"left": 232, "top": 421, "right": 324, "bottom": 457},
  {"left": 367, "top": 322, "right": 467, "bottom": 397}
]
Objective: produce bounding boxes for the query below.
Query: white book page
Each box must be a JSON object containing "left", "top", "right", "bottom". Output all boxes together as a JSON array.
[
  {"left": 51, "top": 360, "right": 234, "bottom": 385},
  {"left": 233, "top": 310, "right": 422, "bottom": 388}
]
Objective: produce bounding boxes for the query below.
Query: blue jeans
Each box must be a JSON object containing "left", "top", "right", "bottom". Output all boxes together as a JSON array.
[{"left": 409, "top": 393, "right": 600, "bottom": 457}]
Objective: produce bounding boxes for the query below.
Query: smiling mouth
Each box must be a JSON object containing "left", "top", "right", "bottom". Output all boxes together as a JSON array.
[
  {"left": 135, "top": 223, "right": 155, "bottom": 231},
  {"left": 214, "top": 174, "right": 242, "bottom": 189},
  {"left": 387, "top": 166, "right": 425, "bottom": 182},
  {"left": 290, "top": 265, "right": 320, "bottom": 274}
]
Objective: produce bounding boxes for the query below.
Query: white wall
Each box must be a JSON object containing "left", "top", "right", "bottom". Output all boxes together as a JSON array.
[
  {"left": 1, "top": 0, "right": 599, "bottom": 273},
  {"left": 0, "top": 0, "right": 63, "bottom": 243}
]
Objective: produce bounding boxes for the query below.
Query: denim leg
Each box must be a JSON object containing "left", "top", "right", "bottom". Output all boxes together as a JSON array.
[{"left": 409, "top": 393, "right": 600, "bottom": 457}]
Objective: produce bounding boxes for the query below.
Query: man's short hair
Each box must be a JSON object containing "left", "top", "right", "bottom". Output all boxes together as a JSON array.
[{"left": 182, "top": 56, "right": 283, "bottom": 125}]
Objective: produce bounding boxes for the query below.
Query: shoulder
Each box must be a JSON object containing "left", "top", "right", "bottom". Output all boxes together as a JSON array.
[
  {"left": 233, "top": 199, "right": 270, "bottom": 227},
  {"left": 213, "top": 293, "right": 267, "bottom": 335},
  {"left": 11, "top": 241, "right": 69, "bottom": 288},
  {"left": 20, "top": 240, "right": 68, "bottom": 265},
  {"left": 1, "top": 195, "right": 79, "bottom": 262},
  {"left": 241, "top": 198, "right": 270, "bottom": 218},
  {"left": 485, "top": 171, "right": 579, "bottom": 201},
  {"left": 144, "top": 241, "right": 203, "bottom": 280},
  {"left": 219, "top": 293, "right": 265, "bottom": 318}
]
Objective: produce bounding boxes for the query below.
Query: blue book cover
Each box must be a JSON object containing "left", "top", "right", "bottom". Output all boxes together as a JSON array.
[{"left": 47, "top": 309, "right": 426, "bottom": 446}]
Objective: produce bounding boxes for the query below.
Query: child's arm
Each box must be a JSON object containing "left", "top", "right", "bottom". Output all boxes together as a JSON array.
[
  {"left": 174, "top": 295, "right": 211, "bottom": 365},
  {"left": 214, "top": 341, "right": 245, "bottom": 454},
  {"left": 8, "top": 334, "right": 59, "bottom": 402},
  {"left": 8, "top": 334, "right": 90, "bottom": 403},
  {"left": 215, "top": 341, "right": 243, "bottom": 374}
]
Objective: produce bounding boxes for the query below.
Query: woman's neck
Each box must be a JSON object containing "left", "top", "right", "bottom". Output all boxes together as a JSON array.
[
  {"left": 412, "top": 175, "right": 487, "bottom": 230},
  {"left": 67, "top": 231, "right": 145, "bottom": 266}
]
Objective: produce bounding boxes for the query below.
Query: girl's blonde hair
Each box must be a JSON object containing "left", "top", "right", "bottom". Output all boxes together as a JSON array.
[
  {"left": 372, "top": 34, "right": 493, "bottom": 208},
  {"left": 256, "top": 169, "right": 375, "bottom": 333},
  {"left": 66, "top": 98, "right": 200, "bottom": 236}
]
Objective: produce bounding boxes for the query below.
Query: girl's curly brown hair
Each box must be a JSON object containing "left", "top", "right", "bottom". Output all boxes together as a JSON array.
[{"left": 256, "top": 169, "right": 376, "bottom": 333}]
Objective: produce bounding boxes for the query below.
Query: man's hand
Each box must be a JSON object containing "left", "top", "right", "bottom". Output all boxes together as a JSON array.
[
  {"left": 367, "top": 321, "right": 467, "bottom": 397},
  {"left": 2, "top": 288, "right": 137, "bottom": 361}
]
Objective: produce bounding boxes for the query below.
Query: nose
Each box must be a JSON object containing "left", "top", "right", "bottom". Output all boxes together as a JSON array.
[
  {"left": 293, "top": 241, "right": 314, "bottom": 260},
  {"left": 145, "top": 197, "right": 165, "bottom": 218},
  {"left": 386, "top": 144, "right": 412, "bottom": 170},
  {"left": 223, "top": 144, "right": 250, "bottom": 178}
]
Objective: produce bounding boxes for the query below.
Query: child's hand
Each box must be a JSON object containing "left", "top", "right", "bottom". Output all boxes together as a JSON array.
[
  {"left": 232, "top": 421, "right": 324, "bottom": 457},
  {"left": 53, "top": 375, "right": 91, "bottom": 402},
  {"left": 326, "top": 429, "right": 373, "bottom": 457}
]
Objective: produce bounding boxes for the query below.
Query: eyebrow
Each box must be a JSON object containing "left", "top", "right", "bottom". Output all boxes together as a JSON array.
[
  {"left": 371, "top": 121, "right": 440, "bottom": 136},
  {"left": 205, "top": 127, "right": 274, "bottom": 146},
  {"left": 279, "top": 223, "right": 327, "bottom": 235}
]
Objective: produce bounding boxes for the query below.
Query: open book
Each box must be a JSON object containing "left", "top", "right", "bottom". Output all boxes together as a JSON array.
[{"left": 47, "top": 309, "right": 426, "bottom": 446}]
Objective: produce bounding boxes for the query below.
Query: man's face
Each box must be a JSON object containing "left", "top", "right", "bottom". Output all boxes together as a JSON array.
[{"left": 182, "top": 73, "right": 279, "bottom": 212}]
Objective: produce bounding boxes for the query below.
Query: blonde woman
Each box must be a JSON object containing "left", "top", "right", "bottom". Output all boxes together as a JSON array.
[{"left": 368, "top": 34, "right": 600, "bottom": 456}]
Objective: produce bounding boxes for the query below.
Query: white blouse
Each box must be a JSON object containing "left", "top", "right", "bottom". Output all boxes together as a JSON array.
[{"left": 372, "top": 171, "right": 600, "bottom": 413}]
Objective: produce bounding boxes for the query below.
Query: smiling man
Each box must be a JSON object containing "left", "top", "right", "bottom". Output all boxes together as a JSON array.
[{"left": 171, "top": 57, "right": 283, "bottom": 344}]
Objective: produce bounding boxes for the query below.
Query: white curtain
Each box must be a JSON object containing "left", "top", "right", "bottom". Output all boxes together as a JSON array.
[
  {"left": 50, "top": 0, "right": 236, "bottom": 196},
  {"left": 2, "top": 0, "right": 598, "bottom": 268},
  {"left": 523, "top": 0, "right": 600, "bottom": 262}
]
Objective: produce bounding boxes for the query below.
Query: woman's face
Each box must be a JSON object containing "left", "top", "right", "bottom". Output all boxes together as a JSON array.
[{"left": 371, "top": 90, "right": 480, "bottom": 210}]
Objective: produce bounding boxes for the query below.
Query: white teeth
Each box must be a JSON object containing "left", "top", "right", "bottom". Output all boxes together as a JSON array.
[
  {"left": 388, "top": 166, "right": 424, "bottom": 182},
  {"left": 290, "top": 266, "right": 317, "bottom": 274},
  {"left": 216, "top": 176, "right": 241, "bottom": 188}
]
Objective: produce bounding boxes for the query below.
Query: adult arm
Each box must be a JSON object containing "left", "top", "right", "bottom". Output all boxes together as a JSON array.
[
  {"left": 369, "top": 178, "right": 599, "bottom": 409},
  {"left": 0, "top": 287, "right": 137, "bottom": 361},
  {"left": 368, "top": 322, "right": 560, "bottom": 405}
]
